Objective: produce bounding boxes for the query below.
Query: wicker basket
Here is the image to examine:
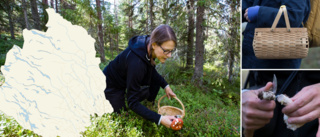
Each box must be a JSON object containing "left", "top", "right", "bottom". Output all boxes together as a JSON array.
[
  {"left": 253, "top": 5, "right": 309, "bottom": 59},
  {"left": 158, "top": 95, "right": 185, "bottom": 119}
]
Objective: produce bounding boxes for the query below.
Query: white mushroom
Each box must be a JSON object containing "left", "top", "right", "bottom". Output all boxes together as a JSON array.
[
  {"left": 258, "top": 91, "right": 276, "bottom": 100},
  {"left": 276, "top": 94, "right": 304, "bottom": 131}
]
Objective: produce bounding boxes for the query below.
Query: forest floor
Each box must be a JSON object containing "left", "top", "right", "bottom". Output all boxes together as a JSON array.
[{"left": 0, "top": 33, "right": 240, "bottom": 137}]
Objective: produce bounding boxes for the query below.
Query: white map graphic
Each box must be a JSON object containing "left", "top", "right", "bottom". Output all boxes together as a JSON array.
[{"left": 0, "top": 8, "right": 113, "bottom": 137}]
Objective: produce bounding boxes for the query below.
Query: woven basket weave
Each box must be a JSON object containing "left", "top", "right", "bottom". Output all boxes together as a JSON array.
[
  {"left": 158, "top": 95, "right": 185, "bottom": 119},
  {"left": 253, "top": 5, "right": 309, "bottom": 59}
]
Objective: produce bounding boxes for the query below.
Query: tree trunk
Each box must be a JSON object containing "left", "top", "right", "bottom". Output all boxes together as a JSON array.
[
  {"left": 55, "top": 0, "right": 58, "bottom": 12},
  {"left": 114, "top": 0, "right": 119, "bottom": 54},
  {"left": 186, "top": 0, "right": 194, "bottom": 69},
  {"left": 192, "top": 1, "right": 205, "bottom": 85},
  {"left": 109, "top": 34, "right": 113, "bottom": 58},
  {"left": 22, "top": 0, "right": 30, "bottom": 30},
  {"left": 149, "top": 0, "right": 154, "bottom": 32},
  {"left": 228, "top": 48, "right": 234, "bottom": 83},
  {"left": 30, "top": 0, "right": 41, "bottom": 30},
  {"left": 129, "top": 0, "right": 133, "bottom": 30},
  {"left": 126, "top": 0, "right": 133, "bottom": 38},
  {"left": 146, "top": 0, "right": 148, "bottom": 34},
  {"left": 96, "top": 0, "right": 106, "bottom": 62},
  {"left": 7, "top": 0, "right": 15, "bottom": 39},
  {"left": 165, "top": 0, "right": 169, "bottom": 24},
  {"left": 42, "top": 0, "right": 49, "bottom": 31},
  {"left": 50, "top": 0, "right": 54, "bottom": 8},
  {"left": 42, "top": 0, "right": 48, "bottom": 5},
  {"left": 227, "top": 0, "right": 237, "bottom": 83}
]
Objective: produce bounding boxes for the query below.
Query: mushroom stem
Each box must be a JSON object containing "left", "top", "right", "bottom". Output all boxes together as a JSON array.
[{"left": 276, "top": 94, "right": 304, "bottom": 131}]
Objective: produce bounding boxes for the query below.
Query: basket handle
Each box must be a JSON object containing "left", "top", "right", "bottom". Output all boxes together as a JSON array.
[
  {"left": 271, "top": 5, "right": 291, "bottom": 32},
  {"left": 158, "top": 95, "right": 185, "bottom": 118}
]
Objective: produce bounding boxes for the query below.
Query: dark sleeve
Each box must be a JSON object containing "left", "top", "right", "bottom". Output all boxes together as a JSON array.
[
  {"left": 152, "top": 68, "right": 168, "bottom": 89},
  {"left": 126, "top": 56, "right": 161, "bottom": 124},
  {"left": 257, "top": 0, "right": 309, "bottom": 28}
]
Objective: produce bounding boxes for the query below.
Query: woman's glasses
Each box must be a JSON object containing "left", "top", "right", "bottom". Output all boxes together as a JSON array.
[{"left": 160, "top": 46, "right": 175, "bottom": 55}]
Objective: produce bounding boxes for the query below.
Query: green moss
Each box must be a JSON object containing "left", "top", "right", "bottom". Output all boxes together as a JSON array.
[{"left": 81, "top": 84, "right": 240, "bottom": 137}]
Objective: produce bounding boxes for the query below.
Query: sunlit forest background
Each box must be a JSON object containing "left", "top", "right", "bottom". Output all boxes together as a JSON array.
[{"left": 0, "top": 0, "right": 240, "bottom": 136}]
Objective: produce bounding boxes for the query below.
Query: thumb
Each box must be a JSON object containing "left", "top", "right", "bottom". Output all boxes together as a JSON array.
[
  {"left": 263, "top": 82, "right": 273, "bottom": 91},
  {"left": 167, "top": 116, "right": 175, "bottom": 120},
  {"left": 254, "top": 82, "right": 273, "bottom": 95}
]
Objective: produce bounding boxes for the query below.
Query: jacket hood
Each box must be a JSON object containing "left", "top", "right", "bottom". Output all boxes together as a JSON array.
[{"left": 128, "top": 35, "right": 152, "bottom": 66}]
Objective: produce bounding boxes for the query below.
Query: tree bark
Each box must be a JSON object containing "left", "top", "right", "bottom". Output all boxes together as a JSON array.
[
  {"left": 96, "top": 0, "right": 106, "bottom": 62},
  {"left": 227, "top": 0, "right": 237, "bottom": 83},
  {"left": 165, "top": 0, "right": 169, "bottom": 24},
  {"left": 126, "top": 0, "right": 134, "bottom": 38},
  {"left": 50, "top": 0, "right": 54, "bottom": 8},
  {"left": 22, "top": 0, "right": 30, "bottom": 30},
  {"left": 109, "top": 34, "right": 113, "bottom": 58},
  {"left": 192, "top": 1, "right": 205, "bottom": 85},
  {"left": 55, "top": 0, "right": 58, "bottom": 12},
  {"left": 228, "top": 47, "right": 234, "bottom": 83},
  {"left": 42, "top": 0, "right": 49, "bottom": 30},
  {"left": 42, "top": 0, "right": 48, "bottom": 5},
  {"left": 114, "top": 0, "right": 119, "bottom": 54},
  {"left": 146, "top": 0, "right": 148, "bottom": 34},
  {"left": 186, "top": 0, "right": 194, "bottom": 69},
  {"left": 7, "top": 0, "right": 15, "bottom": 39},
  {"left": 30, "top": 0, "right": 41, "bottom": 30},
  {"left": 129, "top": 0, "right": 133, "bottom": 30},
  {"left": 149, "top": 0, "right": 154, "bottom": 32}
]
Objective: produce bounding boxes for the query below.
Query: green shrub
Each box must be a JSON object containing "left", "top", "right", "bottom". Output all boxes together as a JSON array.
[
  {"left": 0, "top": 112, "right": 40, "bottom": 137},
  {"left": 81, "top": 84, "right": 240, "bottom": 137}
]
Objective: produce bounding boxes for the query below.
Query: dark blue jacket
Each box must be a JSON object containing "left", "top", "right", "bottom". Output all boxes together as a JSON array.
[
  {"left": 242, "top": 0, "right": 310, "bottom": 68},
  {"left": 103, "top": 35, "right": 168, "bottom": 123}
]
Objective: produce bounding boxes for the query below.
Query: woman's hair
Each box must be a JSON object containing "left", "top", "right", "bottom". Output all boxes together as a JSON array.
[{"left": 149, "top": 24, "right": 177, "bottom": 48}]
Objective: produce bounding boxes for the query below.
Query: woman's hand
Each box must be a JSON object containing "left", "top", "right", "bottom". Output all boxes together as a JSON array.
[
  {"left": 242, "top": 82, "right": 276, "bottom": 137},
  {"left": 161, "top": 115, "right": 176, "bottom": 128},
  {"left": 244, "top": 8, "right": 251, "bottom": 22},
  {"left": 242, "top": 82, "right": 276, "bottom": 130},
  {"left": 164, "top": 85, "right": 176, "bottom": 99},
  {"left": 282, "top": 83, "right": 320, "bottom": 134}
]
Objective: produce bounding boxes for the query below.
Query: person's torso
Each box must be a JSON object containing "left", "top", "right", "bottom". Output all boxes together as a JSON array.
[{"left": 104, "top": 36, "right": 153, "bottom": 89}]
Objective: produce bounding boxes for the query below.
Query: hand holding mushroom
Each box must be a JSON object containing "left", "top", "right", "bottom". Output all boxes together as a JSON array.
[
  {"left": 242, "top": 82, "right": 276, "bottom": 137},
  {"left": 281, "top": 83, "right": 320, "bottom": 134}
]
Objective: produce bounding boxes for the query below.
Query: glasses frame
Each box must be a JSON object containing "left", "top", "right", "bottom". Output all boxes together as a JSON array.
[{"left": 159, "top": 45, "right": 175, "bottom": 55}]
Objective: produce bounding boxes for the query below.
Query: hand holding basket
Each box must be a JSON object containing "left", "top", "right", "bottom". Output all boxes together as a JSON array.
[{"left": 158, "top": 95, "right": 185, "bottom": 118}]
